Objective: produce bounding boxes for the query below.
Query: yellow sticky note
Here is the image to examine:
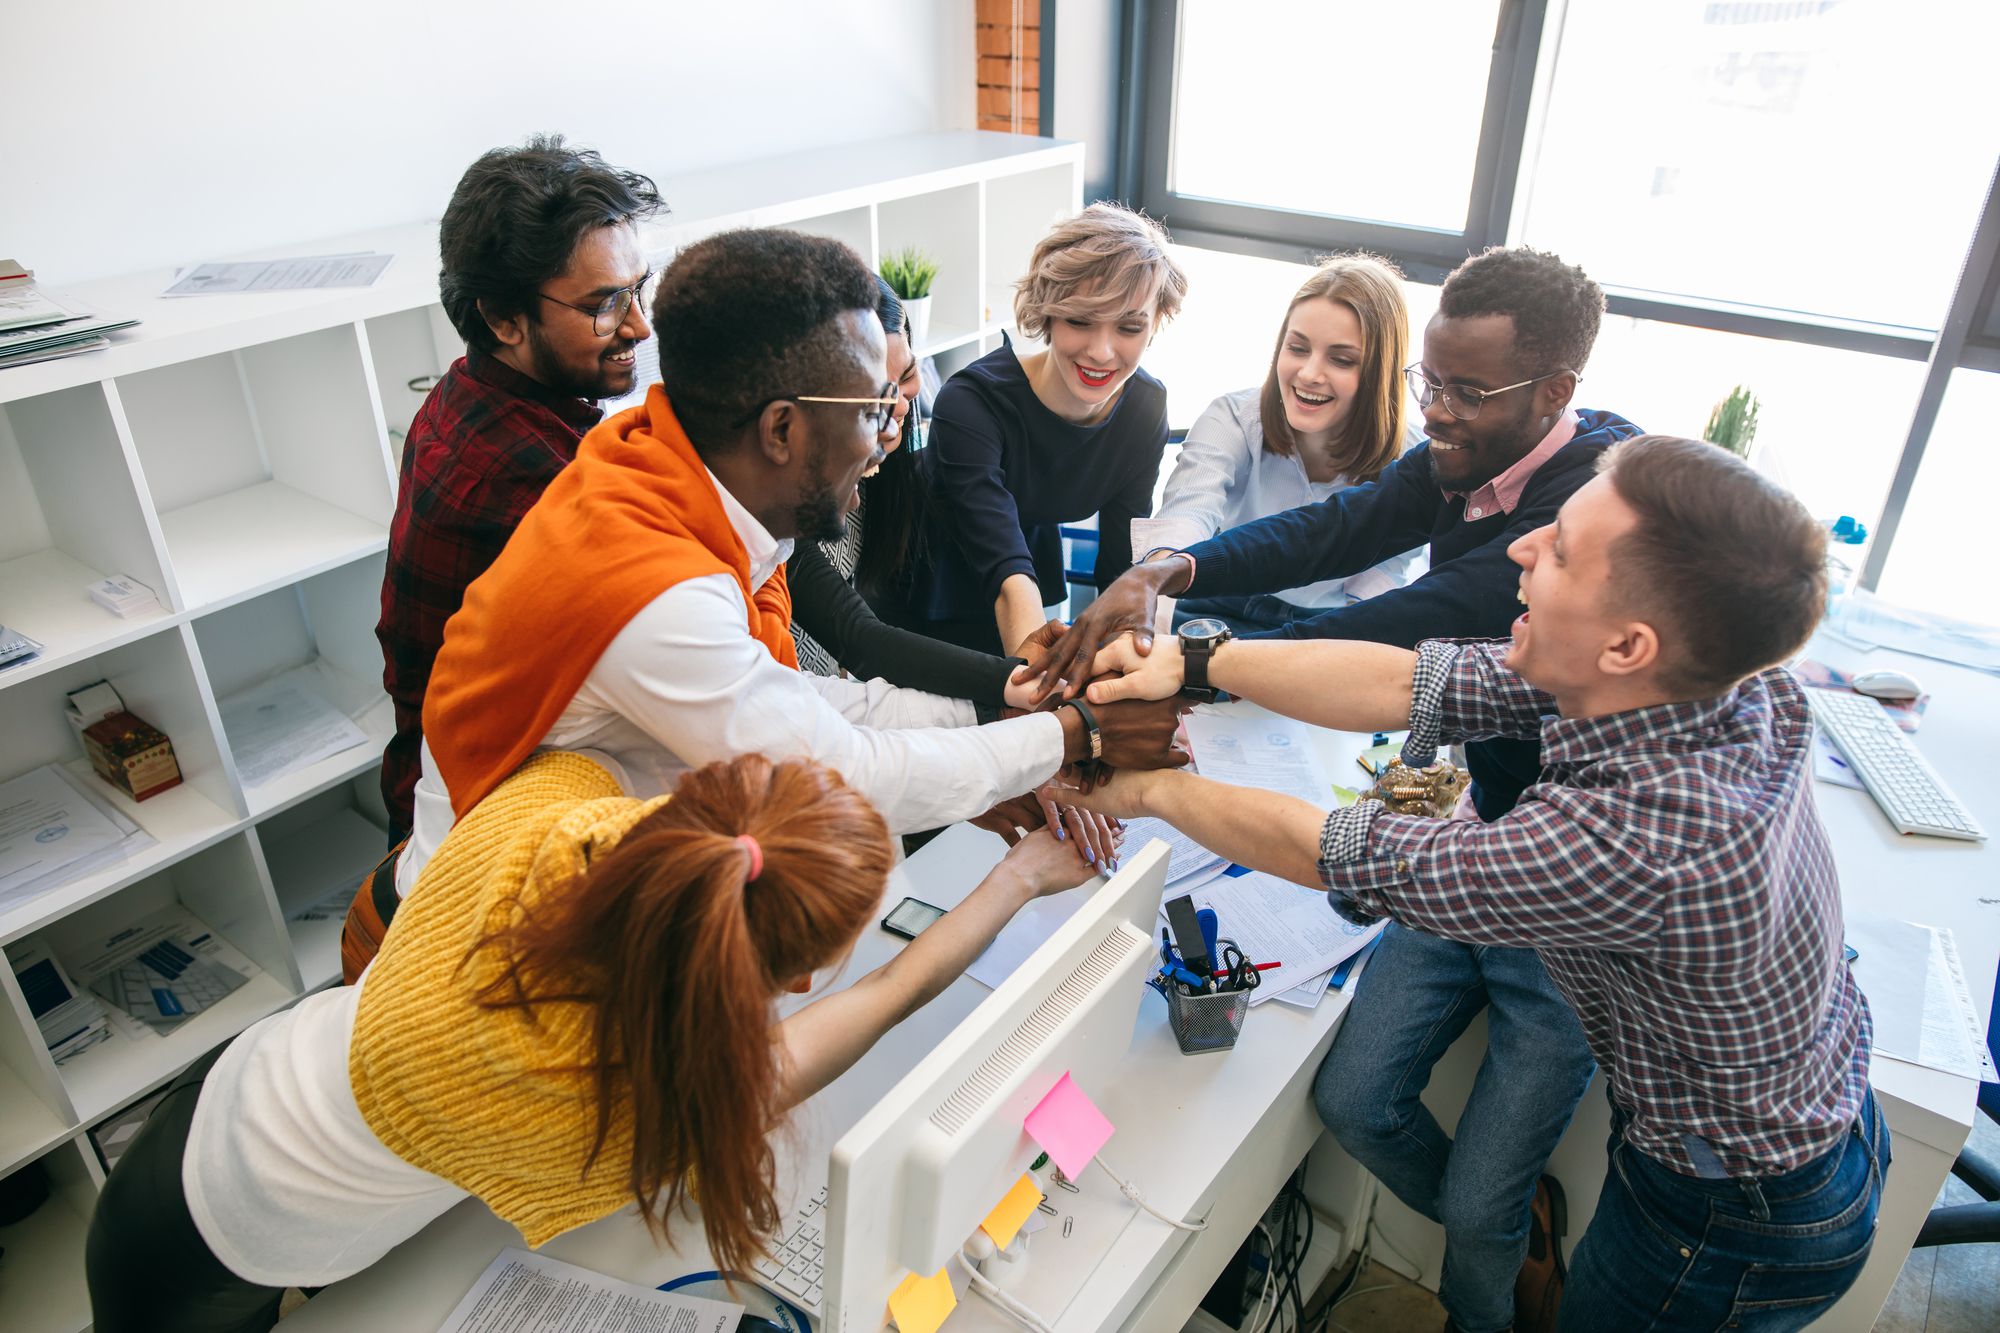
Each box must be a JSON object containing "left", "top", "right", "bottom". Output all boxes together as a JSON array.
[
  {"left": 980, "top": 1173, "right": 1045, "bottom": 1248},
  {"left": 887, "top": 1266, "right": 957, "bottom": 1333}
]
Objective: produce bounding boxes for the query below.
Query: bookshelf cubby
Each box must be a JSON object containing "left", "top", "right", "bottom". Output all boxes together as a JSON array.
[{"left": 0, "top": 130, "right": 1079, "bottom": 1333}]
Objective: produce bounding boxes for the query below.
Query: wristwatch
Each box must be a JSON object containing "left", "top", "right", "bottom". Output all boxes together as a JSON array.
[{"left": 1178, "top": 617, "right": 1233, "bottom": 703}]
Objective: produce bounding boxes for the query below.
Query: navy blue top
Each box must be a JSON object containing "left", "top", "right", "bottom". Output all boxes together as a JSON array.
[
  {"left": 885, "top": 342, "right": 1169, "bottom": 635},
  {"left": 1183, "top": 408, "right": 1644, "bottom": 815}
]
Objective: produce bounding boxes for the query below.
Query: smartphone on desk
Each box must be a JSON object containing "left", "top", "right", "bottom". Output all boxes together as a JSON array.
[{"left": 881, "top": 896, "right": 946, "bottom": 940}]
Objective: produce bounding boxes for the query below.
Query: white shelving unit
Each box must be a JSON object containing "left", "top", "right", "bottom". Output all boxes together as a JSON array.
[{"left": 0, "top": 129, "right": 1080, "bottom": 1331}]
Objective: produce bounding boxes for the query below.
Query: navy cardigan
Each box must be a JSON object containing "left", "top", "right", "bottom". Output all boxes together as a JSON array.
[{"left": 1180, "top": 409, "right": 1644, "bottom": 815}]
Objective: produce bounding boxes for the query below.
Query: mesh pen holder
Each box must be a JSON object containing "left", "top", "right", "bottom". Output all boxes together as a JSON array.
[{"left": 1163, "top": 984, "right": 1249, "bottom": 1055}]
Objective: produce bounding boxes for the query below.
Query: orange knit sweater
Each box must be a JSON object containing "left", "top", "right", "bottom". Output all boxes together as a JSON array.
[{"left": 423, "top": 386, "right": 798, "bottom": 817}]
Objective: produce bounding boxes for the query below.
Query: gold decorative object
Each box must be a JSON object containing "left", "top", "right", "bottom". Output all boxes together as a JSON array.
[{"left": 1365, "top": 758, "right": 1470, "bottom": 819}]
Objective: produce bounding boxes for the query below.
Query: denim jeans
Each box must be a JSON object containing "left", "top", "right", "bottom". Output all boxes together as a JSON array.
[
  {"left": 1559, "top": 1091, "right": 1889, "bottom": 1332},
  {"left": 1171, "top": 592, "right": 1309, "bottom": 636},
  {"left": 1314, "top": 923, "right": 1597, "bottom": 1333}
]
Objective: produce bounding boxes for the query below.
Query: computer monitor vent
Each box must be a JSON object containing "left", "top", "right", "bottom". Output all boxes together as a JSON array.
[{"left": 925, "top": 926, "right": 1143, "bottom": 1136}]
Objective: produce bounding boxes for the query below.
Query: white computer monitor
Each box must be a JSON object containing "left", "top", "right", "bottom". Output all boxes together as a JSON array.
[{"left": 820, "top": 838, "right": 1170, "bottom": 1331}]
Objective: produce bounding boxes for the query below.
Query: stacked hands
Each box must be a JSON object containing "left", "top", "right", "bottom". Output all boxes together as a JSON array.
[{"left": 976, "top": 591, "right": 1195, "bottom": 869}]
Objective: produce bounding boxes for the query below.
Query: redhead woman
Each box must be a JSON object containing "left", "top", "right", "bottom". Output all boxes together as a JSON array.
[
  {"left": 871, "top": 203, "right": 1188, "bottom": 657},
  {"left": 86, "top": 751, "right": 1101, "bottom": 1332},
  {"left": 1144, "top": 254, "right": 1423, "bottom": 635}
]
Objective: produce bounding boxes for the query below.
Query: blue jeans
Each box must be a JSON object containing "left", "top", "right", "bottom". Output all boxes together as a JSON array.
[
  {"left": 1171, "top": 593, "right": 1308, "bottom": 636},
  {"left": 1559, "top": 1092, "right": 1889, "bottom": 1332},
  {"left": 1314, "top": 923, "right": 1597, "bottom": 1333}
]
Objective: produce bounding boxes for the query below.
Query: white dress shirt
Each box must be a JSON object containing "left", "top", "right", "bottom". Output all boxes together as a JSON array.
[
  {"left": 1132, "top": 388, "right": 1426, "bottom": 609},
  {"left": 399, "top": 470, "right": 1063, "bottom": 894}
]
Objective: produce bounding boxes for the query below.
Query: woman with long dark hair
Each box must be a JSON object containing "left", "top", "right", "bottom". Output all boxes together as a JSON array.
[{"left": 85, "top": 751, "right": 1099, "bottom": 1332}]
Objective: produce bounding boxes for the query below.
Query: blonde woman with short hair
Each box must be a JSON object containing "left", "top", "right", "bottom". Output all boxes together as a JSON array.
[
  {"left": 870, "top": 203, "right": 1188, "bottom": 657},
  {"left": 1140, "top": 254, "right": 1425, "bottom": 634}
]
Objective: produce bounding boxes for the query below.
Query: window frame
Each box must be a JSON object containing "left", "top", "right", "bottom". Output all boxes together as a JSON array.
[{"left": 1115, "top": 0, "right": 2000, "bottom": 593}]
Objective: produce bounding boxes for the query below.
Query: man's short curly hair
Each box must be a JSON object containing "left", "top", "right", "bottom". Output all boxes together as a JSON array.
[
  {"left": 651, "top": 229, "right": 882, "bottom": 448},
  {"left": 438, "top": 135, "right": 663, "bottom": 354},
  {"left": 1438, "top": 246, "right": 1604, "bottom": 377}
]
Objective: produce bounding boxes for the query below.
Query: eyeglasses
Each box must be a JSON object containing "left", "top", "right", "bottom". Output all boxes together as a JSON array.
[
  {"left": 538, "top": 271, "right": 654, "bottom": 337},
  {"left": 739, "top": 382, "right": 905, "bottom": 433},
  {"left": 1404, "top": 363, "right": 1570, "bottom": 421}
]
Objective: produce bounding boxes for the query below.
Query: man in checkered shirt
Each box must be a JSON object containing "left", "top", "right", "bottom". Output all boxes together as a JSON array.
[{"left": 1073, "top": 435, "right": 1886, "bottom": 1331}]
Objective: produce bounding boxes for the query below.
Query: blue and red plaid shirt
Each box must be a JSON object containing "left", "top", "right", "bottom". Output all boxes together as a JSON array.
[
  {"left": 1319, "top": 640, "right": 1871, "bottom": 1178},
  {"left": 375, "top": 351, "right": 602, "bottom": 833}
]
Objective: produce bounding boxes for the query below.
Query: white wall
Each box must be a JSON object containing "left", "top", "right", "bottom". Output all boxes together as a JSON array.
[{"left": 3, "top": 0, "right": 974, "bottom": 285}]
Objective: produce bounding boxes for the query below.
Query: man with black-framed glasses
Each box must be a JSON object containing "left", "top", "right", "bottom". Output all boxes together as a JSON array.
[
  {"left": 384, "top": 226, "right": 1190, "bottom": 922},
  {"left": 1038, "top": 245, "right": 1642, "bottom": 1333},
  {"left": 374, "top": 136, "right": 665, "bottom": 853}
]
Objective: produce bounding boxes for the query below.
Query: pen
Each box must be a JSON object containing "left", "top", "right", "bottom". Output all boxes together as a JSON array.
[{"left": 1212, "top": 961, "right": 1283, "bottom": 976}]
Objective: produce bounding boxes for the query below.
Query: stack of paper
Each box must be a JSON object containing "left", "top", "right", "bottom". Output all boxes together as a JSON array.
[
  {"left": 87, "top": 575, "right": 160, "bottom": 618},
  {"left": 69, "top": 904, "right": 253, "bottom": 1036},
  {"left": 6, "top": 936, "right": 113, "bottom": 1064},
  {"left": 1168, "top": 870, "right": 1387, "bottom": 1007},
  {"left": 216, "top": 672, "right": 371, "bottom": 789},
  {"left": 0, "top": 259, "right": 139, "bottom": 371},
  {"left": 0, "top": 624, "right": 42, "bottom": 671},
  {"left": 163, "top": 252, "right": 393, "bottom": 296},
  {"left": 0, "top": 764, "right": 156, "bottom": 914}
]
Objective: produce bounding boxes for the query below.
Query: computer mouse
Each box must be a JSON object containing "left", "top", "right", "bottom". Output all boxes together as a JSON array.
[{"left": 1851, "top": 669, "right": 1922, "bottom": 701}]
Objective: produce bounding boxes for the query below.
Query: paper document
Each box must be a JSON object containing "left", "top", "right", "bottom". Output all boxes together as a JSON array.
[
  {"left": 437, "top": 1249, "right": 740, "bottom": 1333},
  {"left": 218, "top": 681, "right": 370, "bottom": 788},
  {"left": 968, "top": 880, "right": 1098, "bottom": 990},
  {"left": 70, "top": 904, "right": 251, "bottom": 1035},
  {"left": 1174, "top": 870, "right": 1385, "bottom": 1006},
  {"left": 1118, "top": 816, "right": 1227, "bottom": 888},
  {"left": 6, "top": 935, "right": 112, "bottom": 1064},
  {"left": 1185, "top": 712, "right": 1334, "bottom": 807},
  {"left": 164, "top": 252, "right": 393, "bottom": 296},
  {"left": 0, "top": 764, "right": 153, "bottom": 912},
  {"left": 1847, "top": 913, "right": 1997, "bottom": 1082}
]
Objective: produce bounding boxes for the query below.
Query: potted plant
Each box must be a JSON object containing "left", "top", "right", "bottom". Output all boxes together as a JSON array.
[
  {"left": 880, "top": 246, "right": 939, "bottom": 348},
  {"left": 1704, "top": 385, "right": 1760, "bottom": 459}
]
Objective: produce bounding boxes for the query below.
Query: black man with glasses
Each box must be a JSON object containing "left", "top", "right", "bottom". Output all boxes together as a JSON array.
[
  {"left": 379, "top": 226, "right": 1192, "bottom": 947},
  {"left": 376, "top": 136, "right": 663, "bottom": 851},
  {"left": 1037, "top": 246, "right": 1640, "bottom": 1333}
]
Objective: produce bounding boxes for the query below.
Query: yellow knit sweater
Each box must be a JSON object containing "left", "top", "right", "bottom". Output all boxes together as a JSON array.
[{"left": 348, "top": 752, "right": 669, "bottom": 1246}]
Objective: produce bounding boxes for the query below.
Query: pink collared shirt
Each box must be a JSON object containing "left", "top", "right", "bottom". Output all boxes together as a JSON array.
[{"left": 1446, "top": 409, "right": 1578, "bottom": 521}]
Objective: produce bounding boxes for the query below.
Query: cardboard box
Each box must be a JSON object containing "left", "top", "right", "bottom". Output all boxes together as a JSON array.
[{"left": 81, "top": 711, "right": 182, "bottom": 801}]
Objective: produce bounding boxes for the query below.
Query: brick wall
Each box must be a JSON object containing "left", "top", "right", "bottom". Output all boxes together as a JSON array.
[{"left": 976, "top": 0, "right": 1039, "bottom": 134}]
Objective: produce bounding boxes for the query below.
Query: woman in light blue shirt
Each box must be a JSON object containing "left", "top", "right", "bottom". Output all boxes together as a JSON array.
[{"left": 1139, "top": 254, "right": 1423, "bottom": 633}]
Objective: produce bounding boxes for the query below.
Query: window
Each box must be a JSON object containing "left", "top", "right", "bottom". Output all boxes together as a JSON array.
[
  {"left": 1136, "top": 0, "right": 1542, "bottom": 274},
  {"left": 1170, "top": 0, "right": 1503, "bottom": 234},
  {"left": 1873, "top": 369, "right": 2000, "bottom": 621},
  {"left": 1520, "top": 0, "right": 2000, "bottom": 331},
  {"left": 1123, "top": 0, "right": 2000, "bottom": 611}
]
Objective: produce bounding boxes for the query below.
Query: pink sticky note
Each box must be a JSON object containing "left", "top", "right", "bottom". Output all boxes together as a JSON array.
[{"left": 1023, "top": 1072, "right": 1113, "bottom": 1179}]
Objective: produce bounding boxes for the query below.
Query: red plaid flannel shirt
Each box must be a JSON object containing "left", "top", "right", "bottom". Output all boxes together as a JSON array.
[
  {"left": 375, "top": 352, "right": 602, "bottom": 831},
  {"left": 1320, "top": 640, "right": 1871, "bottom": 1177}
]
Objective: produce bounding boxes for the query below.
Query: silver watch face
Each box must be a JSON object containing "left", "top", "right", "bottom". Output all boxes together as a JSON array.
[{"left": 1180, "top": 617, "right": 1230, "bottom": 647}]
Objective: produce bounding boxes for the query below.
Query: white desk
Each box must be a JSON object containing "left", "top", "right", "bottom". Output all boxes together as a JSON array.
[
  {"left": 281, "top": 648, "right": 1999, "bottom": 1332},
  {"left": 280, "top": 724, "right": 1388, "bottom": 1332}
]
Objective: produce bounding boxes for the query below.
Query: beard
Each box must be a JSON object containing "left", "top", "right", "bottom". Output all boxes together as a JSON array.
[
  {"left": 523, "top": 320, "right": 635, "bottom": 401},
  {"left": 792, "top": 441, "right": 851, "bottom": 544}
]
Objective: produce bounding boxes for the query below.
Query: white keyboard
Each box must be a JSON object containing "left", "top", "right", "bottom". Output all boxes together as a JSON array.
[
  {"left": 752, "top": 1184, "right": 826, "bottom": 1311},
  {"left": 1806, "top": 688, "right": 1986, "bottom": 841}
]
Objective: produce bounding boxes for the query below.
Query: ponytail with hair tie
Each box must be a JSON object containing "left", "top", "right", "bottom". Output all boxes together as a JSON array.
[{"left": 734, "top": 834, "right": 764, "bottom": 882}]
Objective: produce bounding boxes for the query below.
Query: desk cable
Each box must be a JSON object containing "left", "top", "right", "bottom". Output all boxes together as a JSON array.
[
  {"left": 1092, "top": 1155, "right": 1209, "bottom": 1233},
  {"left": 956, "top": 1247, "right": 1057, "bottom": 1333}
]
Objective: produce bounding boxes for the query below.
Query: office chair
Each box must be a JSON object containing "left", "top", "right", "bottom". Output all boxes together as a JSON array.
[{"left": 1912, "top": 963, "right": 2000, "bottom": 1246}]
